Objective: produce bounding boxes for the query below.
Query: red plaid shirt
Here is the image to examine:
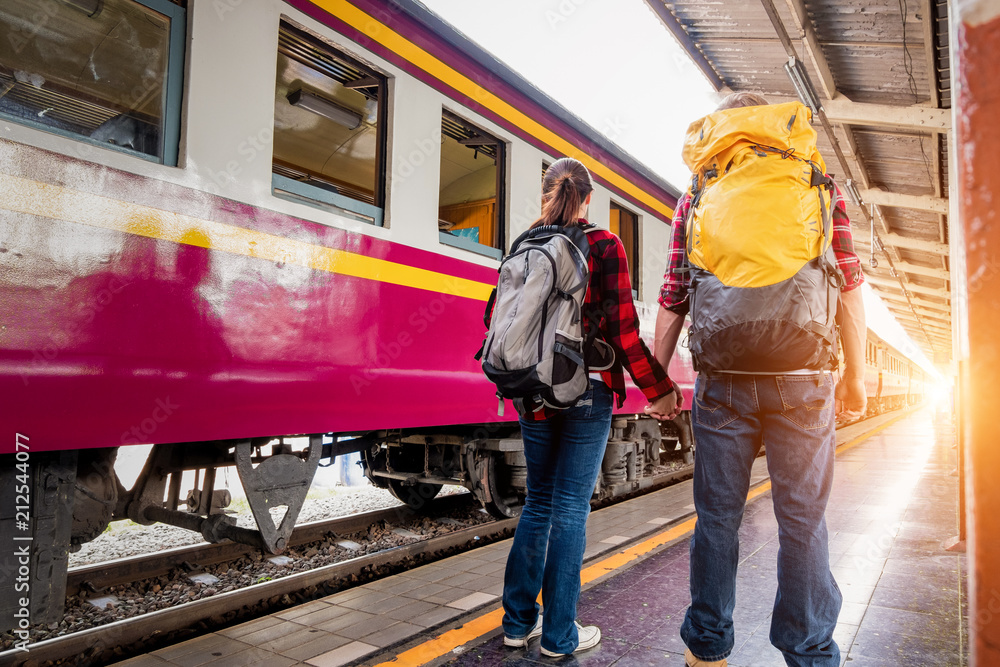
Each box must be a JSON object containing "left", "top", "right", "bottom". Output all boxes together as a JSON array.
[
  {"left": 658, "top": 186, "right": 864, "bottom": 314},
  {"left": 523, "top": 221, "right": 674, "bottom": 421}
]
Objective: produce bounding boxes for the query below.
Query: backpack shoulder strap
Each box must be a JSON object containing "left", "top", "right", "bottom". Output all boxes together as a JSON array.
[{"left": 508, "top": 227, "right": 533, "bottom": 255}]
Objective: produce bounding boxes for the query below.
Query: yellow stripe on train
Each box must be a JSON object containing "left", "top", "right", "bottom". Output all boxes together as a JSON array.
[
  {"left": 0, "top": 173, "right": 495, "bottom": 301},
  {"left": 313, "top": 0, "right": 674, "bottom": 221}
]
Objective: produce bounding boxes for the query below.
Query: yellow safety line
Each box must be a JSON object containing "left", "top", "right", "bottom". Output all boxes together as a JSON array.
[
  {"left": 0, "top": 173, "right": 494, "bottom": 301},
  {"left": 312, "top": 0, "right": 674, "bottom": 221},
  {"left": 371, "top": 412, "right": 907, "bottom": 666}
]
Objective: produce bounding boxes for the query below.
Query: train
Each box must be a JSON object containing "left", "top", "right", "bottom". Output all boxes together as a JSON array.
[{"left": 0, "top": 0, "right": 924, "bottom": 628}]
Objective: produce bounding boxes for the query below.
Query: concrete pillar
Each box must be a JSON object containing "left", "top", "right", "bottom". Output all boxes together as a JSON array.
[{"left": 953, "top": 2, "right": 1000, "bottom": 664}]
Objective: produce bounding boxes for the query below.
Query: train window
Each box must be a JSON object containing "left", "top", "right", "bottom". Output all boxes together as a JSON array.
[
  {"left": 438, "top": 110, "right": 505, "bottom": 260},
  {"left": 271, "top": 21, "right": 386, "bottom": 226},
  {"left": 0, "top": 0, "right": 185, "bottom": 165},
  {"left": 610, "top": 201, "right": 640, "bottom": 295}
]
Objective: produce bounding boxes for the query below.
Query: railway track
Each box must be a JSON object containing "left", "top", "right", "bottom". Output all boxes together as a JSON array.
[
  {"left": 0, "top": 466, "right": 697, "bottom": 666},
  {"left": 0, "top": 409, "right": 906, "bottom": 666},
  {"left": 65, "top": 493, "right": 479, "bottom": 597}
]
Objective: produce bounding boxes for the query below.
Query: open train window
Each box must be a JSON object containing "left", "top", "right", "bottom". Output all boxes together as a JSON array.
[
  {"left": 610, "top": 202, "right": 640, "bottom": 296},
  {"left": 438, "top": 110, "right": 505, "bottom": 260},
  {"left": 0, "top": 0, "right": 185, "bottom": 165},
  {"left": 271, "top": 21, "right": 386, "bottom": 226}
]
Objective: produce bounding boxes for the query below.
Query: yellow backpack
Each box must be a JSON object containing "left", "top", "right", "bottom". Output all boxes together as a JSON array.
[
  {"left": 679, "top": 101, "right": 843, "bottom": 373},
  {"left": 683, "top": 101, "right": 834, "bottom": 288}
]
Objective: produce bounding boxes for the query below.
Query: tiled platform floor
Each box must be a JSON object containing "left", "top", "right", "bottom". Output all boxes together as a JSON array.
[
  {"left": 442, "top": 407, "right": 966, "bottom": 667},
  {"left": 113, "top": 407, "right": 964, "bottom": 667}
]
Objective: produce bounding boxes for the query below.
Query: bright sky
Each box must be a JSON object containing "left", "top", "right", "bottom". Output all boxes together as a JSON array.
[
  {"left": 419, "top": 0, "right": 940, "bottom": 376},
  {"left": 419, "top": 0, "right": 720, "bottom": 190}
]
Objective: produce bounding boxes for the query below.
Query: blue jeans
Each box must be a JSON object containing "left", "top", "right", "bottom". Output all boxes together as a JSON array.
[
  {"left": 681, "top": 374, "right": 842, "bottom": 666},
  {"left": 502, "top": 381, "right": 613, "bottom": 655}
]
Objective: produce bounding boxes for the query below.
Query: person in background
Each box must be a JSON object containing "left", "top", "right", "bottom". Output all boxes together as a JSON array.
[
  {"left": 501, "top": 157, "right": 678, "bottom": 657},
  {"left": 649, "top": 92, "right": 867, "bottom": 667}
]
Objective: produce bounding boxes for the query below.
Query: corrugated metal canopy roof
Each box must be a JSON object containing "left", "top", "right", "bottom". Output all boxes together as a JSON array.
[{"left": 646, "top": 0, "right": 952, "bottom": 363}]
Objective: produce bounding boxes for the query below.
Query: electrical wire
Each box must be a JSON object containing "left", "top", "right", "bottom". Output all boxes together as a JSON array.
[{"left": 898, "top": 0, "right": 935, "bottom": 184}]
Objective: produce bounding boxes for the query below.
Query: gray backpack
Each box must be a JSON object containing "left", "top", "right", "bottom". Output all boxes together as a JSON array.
[{"left": 478, "top": 224, "right": 613, "bottom": 415}]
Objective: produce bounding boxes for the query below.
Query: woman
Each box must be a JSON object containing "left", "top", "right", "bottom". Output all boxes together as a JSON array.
[{"left": 501, "top": 157, "right": 679, "bottom": 657}]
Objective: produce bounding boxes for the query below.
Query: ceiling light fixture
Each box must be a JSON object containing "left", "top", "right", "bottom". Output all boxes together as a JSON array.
[
  {"left": 844, "top": 179, "right": 863, "bottom": 207},
  {"left": 287, "top": 89, "right": 362, "bottom": 130},
  {"left": 784, "top": 57, "right": 822, "bottom": 116},
  {"left": 61, "top": 0, "right": 102, "bottom": 16}
]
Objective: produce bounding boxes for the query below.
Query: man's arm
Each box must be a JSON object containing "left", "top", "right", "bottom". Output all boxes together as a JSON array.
[
  {"left": 836, "top": 286, "right": 867, "bottom": 419},
  {"left": 646, "top": 193, "right": 693, "bottom": 422},
  {"left": 654, "top": 307, "right": 686, "bottom": 375},
  {"left": 646, "top": 307, "right": 687, "bottom": 421}
]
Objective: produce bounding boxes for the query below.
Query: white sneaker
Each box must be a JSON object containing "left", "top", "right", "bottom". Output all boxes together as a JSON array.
[
  {"left": 539, "top": 622, "right": 601, "bottom": 657},
  {"left": 503, "top": 615, "right": 543, "bottom": 647}
]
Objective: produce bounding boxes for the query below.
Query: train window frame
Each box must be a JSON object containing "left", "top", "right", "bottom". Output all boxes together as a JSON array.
[
  {"left": 610, "top": 201, "right": 640, "bottom": 299},
  {"left": 437, "top": 109, "right": 506, "bottom": 261},
  {"left": 270, "top": 20, "right": 388, "bottom": 227},
  {"left": 0, "top": 0, "right": 186, "bottom": 166}
]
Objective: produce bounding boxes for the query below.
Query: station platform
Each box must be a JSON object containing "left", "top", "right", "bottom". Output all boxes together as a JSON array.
[{"left": 113, "top": 408, "right": 965, "bottom": 667}]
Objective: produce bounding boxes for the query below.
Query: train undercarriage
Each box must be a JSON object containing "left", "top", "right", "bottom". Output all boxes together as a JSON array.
[{"left": 1, "top": 413, "right": 692, "bottom": 630}]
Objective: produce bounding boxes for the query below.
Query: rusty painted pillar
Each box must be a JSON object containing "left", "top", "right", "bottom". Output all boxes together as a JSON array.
[{"left": 955, "top": 2, "right": 1000, "bottom": 665}]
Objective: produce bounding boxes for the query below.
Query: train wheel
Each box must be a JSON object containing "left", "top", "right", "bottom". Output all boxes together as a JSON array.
[
  {"left": 387, "top": 479, "right": 441, "bottom": 511},
  {"left": 478, "top": 452, "right": 522, "bottom": 520},
  {"left": 361, "top": 445, "right": 391, "bottom": 489},
  {"left": 72, "top": 447, "right": 120, "bottom": 545}
]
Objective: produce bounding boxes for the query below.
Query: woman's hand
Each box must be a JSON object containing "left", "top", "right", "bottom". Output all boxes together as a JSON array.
[{"left": 645, "top": 390, "right": 682, "bottom": 421}]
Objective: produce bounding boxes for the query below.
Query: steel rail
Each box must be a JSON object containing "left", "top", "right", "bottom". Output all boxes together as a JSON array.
[
  {"left": 0, "top": 406, "right": 915, "bottom": 667},
  {"left": 66, "top": 493, "right": 476, "bottom": 596},
  {"left": 1, "top": 466, "right": 698, "bottom": 666}
]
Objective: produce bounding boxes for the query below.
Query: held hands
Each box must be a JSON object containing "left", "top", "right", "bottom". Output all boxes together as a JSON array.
[
  {"left": 835, "top": 376, "right": 867, "bottom": 421},
  {"left": 645, "top": 390, "right": 682, "bottom": 422}
]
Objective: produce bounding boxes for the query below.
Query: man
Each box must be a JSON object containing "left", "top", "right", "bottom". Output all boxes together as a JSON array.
[{"left": 649, "top": 92, "right": 867, "bottom": 667}]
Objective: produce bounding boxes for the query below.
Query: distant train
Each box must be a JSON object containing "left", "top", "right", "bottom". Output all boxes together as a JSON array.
[
  {"left": 0, "top": 0, "right": 924, "bottom": 627},
  {"left": 859, "top": 330, "right": 926, "bottom": 414}
]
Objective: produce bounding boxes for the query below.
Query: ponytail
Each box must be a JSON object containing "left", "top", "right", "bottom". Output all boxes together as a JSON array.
[{"left": 533, "top": 158, "right": 594, "bottom": 229}]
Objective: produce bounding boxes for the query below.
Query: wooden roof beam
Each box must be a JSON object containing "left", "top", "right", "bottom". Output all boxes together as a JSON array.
[
  {"left": 884, "top": 299, "right": 953, "bottom": 319},
  {"left": 879, "top": 233, "right": 949, "bottom": 255},
  {"left": 895, "top": 305, "right": 954, "bottom": 321},
  {"left": 878, "top": 291, "right": 953, "bottom": 312},
  {"left": 895, "top": 261, "right": 951, "bottom": 281},
  {"left": 900, "top": 326, "right": 951, "bottom": 344},
  {"left": 859, "top": 189, "right": 949, "bottom": 214},
  {"left": 865, "top": 275, "right": 951, "bottom": 298},
  {"left": 781, "top": 0, "right": 837, "bottom": 100},
  {"left": 898, "top": 319, "right": 949, "bottom": 336},
  {"left": 894, "top": 312, "right": 953, "bottom": 332},
  {"left": 824, "top": 95, "right": 952, "bottom": 132}
]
